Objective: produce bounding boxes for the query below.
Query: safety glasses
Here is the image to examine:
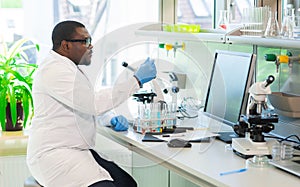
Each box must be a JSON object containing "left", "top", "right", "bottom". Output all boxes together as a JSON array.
[{"left": 65, "top": 37, "right": 92, "bottom": 47}]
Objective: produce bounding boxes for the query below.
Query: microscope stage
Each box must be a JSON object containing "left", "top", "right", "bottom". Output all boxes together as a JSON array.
[{"left": 232, "top": 138, "right": 277, "bottom": 158}]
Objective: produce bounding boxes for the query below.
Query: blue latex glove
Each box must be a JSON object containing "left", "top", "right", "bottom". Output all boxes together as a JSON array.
[
  {"left": 134, "top": 57, "right": 157, "bottom": 86},
  {"left": 110, "top": 115, "right": 129, "bottom": 131}
]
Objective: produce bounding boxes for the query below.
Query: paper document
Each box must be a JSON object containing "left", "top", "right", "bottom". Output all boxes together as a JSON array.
[{"left": 153, "top": 130, "right": 219, "bottom": 141}]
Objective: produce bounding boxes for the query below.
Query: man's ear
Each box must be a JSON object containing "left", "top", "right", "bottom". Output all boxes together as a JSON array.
[{"left": 61, "top": 40, "right": 69, "bottom": 51}]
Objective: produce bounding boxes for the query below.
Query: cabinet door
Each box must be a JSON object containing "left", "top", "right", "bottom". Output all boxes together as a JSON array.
[
  {"left": 132, "top": 152, "right": 169, "bottom": 187},
  {"left": 95, "top": 133, "right": 133, "bottom": 174},
  {"left": 0, "top": 155, "right": 31, "bottom": 187},
  {"left": 170, "top": 171, "right": 200, "bottom": 187}
]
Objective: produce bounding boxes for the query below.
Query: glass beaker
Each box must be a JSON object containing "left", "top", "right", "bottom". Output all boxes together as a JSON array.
[
  {"left": 281, "top": 8, "right": 295, "bottom": 39},
  {"left": 281, "top": 16, "right": 294, "bottom": 38},
  {"left": 293, "top": 16, "right": 300, "bottom": 39},
  {"left": 272, "top": 142, "right": 294, "bottom": 161},
  {"left": 218, "top": 10, "right": 229, "bottom": 31},
  {"left": 264, "top": 11, "right": 281, "bottom": 38}
]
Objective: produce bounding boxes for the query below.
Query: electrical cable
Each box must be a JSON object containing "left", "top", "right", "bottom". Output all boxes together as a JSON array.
[
  {"left": 177, "top": 106, "right": 198, "bottom": 120},
  {"left": 280, "top": 134, "right": 300, "bottom": 143},
  {"left": 264, "top": 134, "right": 300, "bottom": 151},
  {"left": 264, "top": 134, "right": 300, "bottom": 144}
]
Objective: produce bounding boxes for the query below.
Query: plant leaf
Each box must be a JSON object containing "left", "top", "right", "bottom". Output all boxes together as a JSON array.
[
  {"left": 22, "top": 89, "right": 32, "bottom": 129},
  {"left": 0, "top": 41, "right": 8, "bottom": 58},
  {"left": 7, "top": 38, "right": 29, "bottom": 59},
  {"left": 35, "top": 44, "right": 40, "bottom": 51},
  {"left": 5, "top": 68, "right": 27, "bottom": 83},
  {"left": 5, "top": 38, "right": 38, "bottom": 65},
  {"left": 15, "top": 63, "right": 38, "bottom": 69},
  {"left": 8, "top": 84, "right": 17, "bottom": 126},
  {"left": 0, "top": 38, "right": 39, "bottom": 130},
  {"left": 0, "top": 88, "right": 7, "bottom": 131}
]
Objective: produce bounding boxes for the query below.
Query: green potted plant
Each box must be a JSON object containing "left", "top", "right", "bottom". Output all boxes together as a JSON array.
[{"left": 0, "top": 38, "right": 39, "bottom": 131}]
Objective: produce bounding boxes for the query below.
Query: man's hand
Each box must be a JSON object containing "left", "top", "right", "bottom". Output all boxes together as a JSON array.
[
  {"left": 134, "top": 57, "right": 157, "bottom": 87},
  {"left": 110, "top": 115, "right": 129, "bottom": 131}
]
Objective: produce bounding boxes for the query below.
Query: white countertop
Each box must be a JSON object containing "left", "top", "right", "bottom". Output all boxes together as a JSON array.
[{"left": 97, "top": 113, "right": 300, "bottom": 187}]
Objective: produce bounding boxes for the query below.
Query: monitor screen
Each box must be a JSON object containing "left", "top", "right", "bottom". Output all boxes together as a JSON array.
[{"left": 204, "top": 50, "right": 256, "bottom": 126}]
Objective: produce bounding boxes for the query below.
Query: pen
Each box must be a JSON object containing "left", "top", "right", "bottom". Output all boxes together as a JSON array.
[
  {"left": 219, "top": 168, "right": 247, "bottom": 176},
  {"left": 162, "top": 134, "right": 185, "bottom": 137}
]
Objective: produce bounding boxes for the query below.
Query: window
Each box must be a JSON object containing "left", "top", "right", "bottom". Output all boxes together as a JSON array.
[
  {"left": 0, "top": 0, "right": 159, "bottom": 54},
  {"left": 0, "top": 0, "right": 159, "bottom": 85},
  {"left": 177, "top": 0, "right": 213, "bottom": 28},
  {"left": 177, "top": 0, "right": 254, "bottom": 28}
]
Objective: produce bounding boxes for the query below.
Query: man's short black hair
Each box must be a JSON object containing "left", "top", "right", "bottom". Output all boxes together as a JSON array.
[{"left": 52, "top": 20, "right": 85, "bottom": 51}]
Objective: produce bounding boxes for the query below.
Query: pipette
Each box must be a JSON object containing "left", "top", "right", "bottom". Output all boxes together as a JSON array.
[
  {"left": 121, "top": 61, "right": 164, "bottom": 101},
  {"left": 122, "top": 62, "right": 136, "bottom": 72}
]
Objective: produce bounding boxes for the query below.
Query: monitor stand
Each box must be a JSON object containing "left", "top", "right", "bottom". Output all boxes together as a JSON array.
[{"left": 216, "top": 132, "right": 239, "bottom": 143}]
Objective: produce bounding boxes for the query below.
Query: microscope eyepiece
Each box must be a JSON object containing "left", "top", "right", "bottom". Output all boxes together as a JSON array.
[{"left": 264, "top": 75, "right": 275, "bottom": 87}]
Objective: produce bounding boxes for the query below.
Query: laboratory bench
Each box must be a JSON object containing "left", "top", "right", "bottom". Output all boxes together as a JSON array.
[{"left": 97, "top": 112, "right": 300, "bottom": 187}]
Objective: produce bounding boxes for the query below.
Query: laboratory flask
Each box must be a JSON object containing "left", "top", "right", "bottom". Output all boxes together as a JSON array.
[
  {"left": 218, "top": 10, "right": 229, "bottom": 31},
  {"left": 264, "top": 11, "right": 280, "bottom": 38},
  {"left": 281, "top": 8, "right": 295, "bottom": 39}
]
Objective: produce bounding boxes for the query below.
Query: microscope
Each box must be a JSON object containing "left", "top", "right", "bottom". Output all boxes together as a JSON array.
[
  {"left": 122, "top": 62, "right": 181, "bottom": 104},
  {"left": 122, "top": 62, "right": 182, "bottom": 133},
  {"left": 162, "top": 72, "right": 180, "bottom": 105},
  {"left": 232, "top": 75, "right": 279, "bottom": 159}
]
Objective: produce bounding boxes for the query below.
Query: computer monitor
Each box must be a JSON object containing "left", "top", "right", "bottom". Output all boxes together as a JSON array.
[{"left": 204, "top": 50, "right": 256, "bottom": 143}]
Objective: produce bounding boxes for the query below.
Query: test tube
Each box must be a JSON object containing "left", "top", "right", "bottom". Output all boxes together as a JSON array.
[
  {"left": 138, "top": 103, "right": 145, "bottom": 130},
  {"left": 144, "top": 103, "right": 151, "bottom": 131},
  {"left": 161, "top": 102, "right": 167, "bottom": 128},
  {"left": 168, "top": 102, "right": 177, "bottom": 126},
  {"left": 151, "top": 103, "right": 161, "bottom": 132}
]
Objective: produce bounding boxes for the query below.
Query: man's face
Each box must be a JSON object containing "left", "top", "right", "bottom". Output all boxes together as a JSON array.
[{"left": 67, "top": 27, "right": 93, "bottom": 66}]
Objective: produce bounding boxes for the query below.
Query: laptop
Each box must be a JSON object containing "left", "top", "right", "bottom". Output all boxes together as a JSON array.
[
  {"left": 203, "top": 50, "right": 256, "bottom": 143},
  {"left": 270, "top": 158, "right": 300, "bottom": 177}
]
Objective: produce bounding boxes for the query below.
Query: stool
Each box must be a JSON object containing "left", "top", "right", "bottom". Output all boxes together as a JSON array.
[{"left": 24, "top": 176, "right": 42, "bottom": 187}]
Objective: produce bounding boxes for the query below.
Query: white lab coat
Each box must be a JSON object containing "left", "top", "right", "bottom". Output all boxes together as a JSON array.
[{"left": 26, "top": 50, "right": 140, "bottom": 187}]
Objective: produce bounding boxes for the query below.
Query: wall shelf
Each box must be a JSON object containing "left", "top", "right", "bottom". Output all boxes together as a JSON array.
[
  {"left": 135, "top": 24, "right": 300, "bottom": 49},
  {"left": 226, "top": 35, "right": 300, "bottom": 49},
  {"left": 135, "top": 29, "right": 226, "bottom": 43},
  {"left": 135, "top": 24, "right": 226, "bottom": 43}
]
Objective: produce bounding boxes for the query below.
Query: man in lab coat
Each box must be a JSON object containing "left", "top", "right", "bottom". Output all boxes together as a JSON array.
[{"left": 26, "top": 20, "right": 156, "bottom": 187}]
